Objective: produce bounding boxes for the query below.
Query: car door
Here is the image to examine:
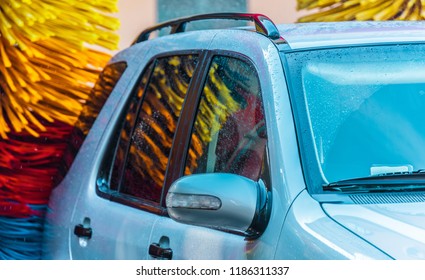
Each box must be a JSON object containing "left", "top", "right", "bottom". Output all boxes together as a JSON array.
[
  {"left": 69, "top": 53, "right": 201, "bottom": 259},
  {"left": 148, "top": 53, "right": 273, "bottom": 259}
]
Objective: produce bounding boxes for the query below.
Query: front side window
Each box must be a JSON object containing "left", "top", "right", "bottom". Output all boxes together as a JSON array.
[
  {"left": 185, "top": 55, "right": 267, "bottom": 181},
  {"left": 284, "top": 44, "right": 425, "bottom": 192},
  {"left": 119, "top": 55, "right": 198, "bottom": 204}
]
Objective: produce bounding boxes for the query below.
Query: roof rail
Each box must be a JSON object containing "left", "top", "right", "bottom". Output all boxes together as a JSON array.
[{"left": 133, "top": 13, "right": 281, "bottom": 44}]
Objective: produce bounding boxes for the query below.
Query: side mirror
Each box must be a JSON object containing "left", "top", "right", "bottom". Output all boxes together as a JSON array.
[{"left": 166, "top": 173, "right": 271, "bottom": 238}]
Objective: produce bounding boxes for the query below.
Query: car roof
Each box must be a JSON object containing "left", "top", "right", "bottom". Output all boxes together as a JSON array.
[
  {"left": 277, "top": 21, "right": 425, "bottom": 50},
  {"left": 122, "top": 15, "right": 425, "bottom": 60}
]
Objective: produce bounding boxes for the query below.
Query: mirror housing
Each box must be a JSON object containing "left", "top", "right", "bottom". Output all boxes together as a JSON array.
[{"left": 166, "top": 173, "right": 271, "bottom": 237}]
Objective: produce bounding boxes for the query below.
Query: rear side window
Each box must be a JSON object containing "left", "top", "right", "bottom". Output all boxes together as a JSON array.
[
  {"left": 109, "top": 63, "right": 154, "bottom": 192},
  {"left": 111, "top": 55, "right": 198, "bottom": 205},
  {"left": 57, "top": 62, "right": 127, "bottom": 181},
  {"left": 75, "top": 62, "right": 128, "bottom": 137},
  {"left": 185, "top": 55, "right": 267, "bottom": 181}
]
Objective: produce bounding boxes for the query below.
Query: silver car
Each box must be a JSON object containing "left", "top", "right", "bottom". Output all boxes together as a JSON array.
[{"left": 43, "top": 13, "right": 425, "bottom": 259}]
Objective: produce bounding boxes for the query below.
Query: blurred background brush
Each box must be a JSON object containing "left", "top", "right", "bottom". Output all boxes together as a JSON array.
[
  {"left": 0, "top": 0, "right": 119, "bottom": 259},
  {"left": 297, "top": 0, "right": 425, "bottom": 22}
]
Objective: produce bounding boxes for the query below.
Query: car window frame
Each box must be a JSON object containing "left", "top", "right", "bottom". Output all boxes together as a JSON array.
[
  {"left": 96, "top": 49, "right": 268, "bottom": 215},
  {"left": 96, "top": 50, "right": 206, "bottom": 215},
  {"left": 162, "top": 50, "right": 268, "bottom": 204}
]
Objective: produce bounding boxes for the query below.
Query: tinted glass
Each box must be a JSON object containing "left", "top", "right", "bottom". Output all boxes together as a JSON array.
[
  {"left": 109, "top": 63, "right": 153, "bottom": 191},
  {"left": 120, "top": 55, "right": 198, "bottom": 203},
  {"left": 185, "top": 56, "right": 266, "bottom": 181},
  {"left": 57, "top": 62, "right": 127, "bottom": 182}
]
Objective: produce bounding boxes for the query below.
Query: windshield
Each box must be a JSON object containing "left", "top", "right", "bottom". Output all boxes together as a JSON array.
[{"left": 283, "top": 43, "right": 425, "bottom": 192}]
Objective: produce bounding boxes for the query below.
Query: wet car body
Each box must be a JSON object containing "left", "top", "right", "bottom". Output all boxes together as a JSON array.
[{"left": 43, "top": 14, "right": 425, "bottom": 259}]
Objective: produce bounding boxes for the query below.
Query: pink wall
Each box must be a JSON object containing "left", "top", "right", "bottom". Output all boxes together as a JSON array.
[
  {"left": 117, "top": 0, "right": 157, "bottom": 49},
  {"left": 116, "top": 0, "right": 307, "bottom": 49},
  {"left": 248, "top": 0, "right": 308, "bottom": 24}
]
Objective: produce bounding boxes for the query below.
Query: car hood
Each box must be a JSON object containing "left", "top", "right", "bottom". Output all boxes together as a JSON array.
[{"left": 322, "top": 198, "right": 425, "bottom": 259}]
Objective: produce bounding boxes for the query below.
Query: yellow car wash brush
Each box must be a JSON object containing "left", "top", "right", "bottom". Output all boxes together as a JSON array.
[
  {"left": 0, "top": 0, "right": 119, "bottom": 138},
  {"left": 297, "top": 0, "right": 425, "bottom": 22}
]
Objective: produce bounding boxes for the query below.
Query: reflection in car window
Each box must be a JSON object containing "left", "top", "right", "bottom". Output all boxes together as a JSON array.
[
  {"left": 185, "top": 56, "right": 267, "bottom": 181},
  {"left": 120, "top": 55, "right": 198, "bottom": 203},
  {"left": 109, "top": 63, "right": 154, "bottom": 191},
  {"left": 57, "top": 62, "right": 127, "bottom": 182}
]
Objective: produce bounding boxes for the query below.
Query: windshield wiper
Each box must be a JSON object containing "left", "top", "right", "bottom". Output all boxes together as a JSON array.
[{"left": 323, "top": 170, "right": 425, "bottom": 192}]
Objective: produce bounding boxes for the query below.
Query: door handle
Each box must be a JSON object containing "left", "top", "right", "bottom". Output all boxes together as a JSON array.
[
  {"left": 149, "top": 243, "right": 173, "bottom": 260},
  {"left": 74, "top": 224, "right": 92, "bottom": 239}
]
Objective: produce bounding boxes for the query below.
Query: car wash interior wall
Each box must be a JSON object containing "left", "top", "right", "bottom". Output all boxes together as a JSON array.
[{"left": 117, "top": 0, "right": 306, "bottom": 49}]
